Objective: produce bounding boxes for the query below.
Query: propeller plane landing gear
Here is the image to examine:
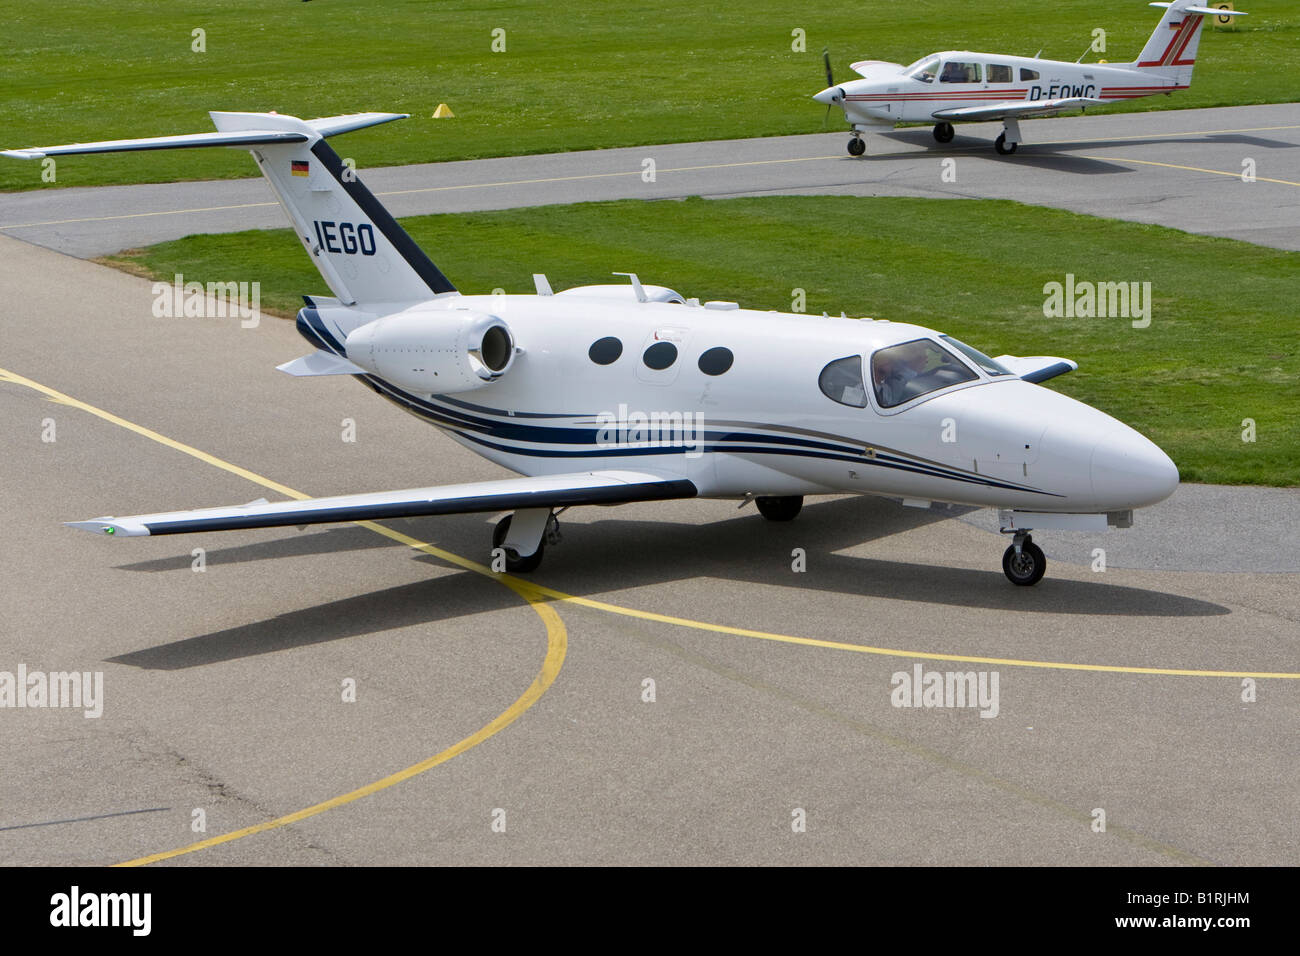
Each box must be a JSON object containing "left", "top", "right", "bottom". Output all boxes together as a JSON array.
[
  {"left": 1001, "top": 531, "right": 1046, "bottom": 586},
  {"left": 995, "top": 118, "right": 1021, "bottom": 155},
  {"left": 847, "top": 134, "right": 866, "bottom": 157},
  {"left": 933, "top": 122, "right": 955, "bottom": 143}
]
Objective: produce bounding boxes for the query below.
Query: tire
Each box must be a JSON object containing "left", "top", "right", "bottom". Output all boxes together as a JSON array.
[
  {"left": 1002, "top": 540, "right": 1046, "bottom": 586},
  {"left": 755, "top": 495, "right": 804, "bottom": 521},
  {"left": 994, "top": 133, "right": 1017, "bottom": 155},
  {"left": 492, "top": 514, "right": 544, "bottom": 573},
  {"left": 847, "top": 137, "right": 866, "bottom": 157},
  {"left": 933, "top": 122, "right": 954, "bottom": 143}
]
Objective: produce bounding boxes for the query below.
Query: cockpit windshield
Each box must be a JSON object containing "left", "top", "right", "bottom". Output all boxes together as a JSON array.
[
  {"left": 904, "top": 56, "right": 941, "bottom": 83},
  {"left": 870, "top": 339, "right": 978, "bottom": 408},
  {"left": 939, "top": 335, "right": 1014, "bottom": 376}
]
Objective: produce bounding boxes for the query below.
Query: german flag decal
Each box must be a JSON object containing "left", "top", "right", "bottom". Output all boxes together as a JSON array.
[{"left": 291, "top": 160, "right": 310, "bottom": 177}]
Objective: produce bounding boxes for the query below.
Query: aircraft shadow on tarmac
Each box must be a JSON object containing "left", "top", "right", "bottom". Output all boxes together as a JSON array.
[
  {"left": 108, "top": 496, "right": 1227, "bottom": 670},
  {"left": 863, "top": 129, "right": 1299, "bottom": 175}
]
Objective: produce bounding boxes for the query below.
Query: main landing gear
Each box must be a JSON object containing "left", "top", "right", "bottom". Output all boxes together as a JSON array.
[
  {"left": 492, "top": 509, "right": 561, "bottom": 574},
  {"left": 847, "top": 134, "right": 866, "bottom": 157},
  {"left": 994, "top": 118, "right": 1021, "bottom": 156},
  {"left": 756, "top": 495, "right": 803, "bottom": 521},
  {"left": 932, "top": 122, "right": 955, "bottom": 144},
  {"left": 1001, "top": 531, "right": 1046, "bottom": 586}
]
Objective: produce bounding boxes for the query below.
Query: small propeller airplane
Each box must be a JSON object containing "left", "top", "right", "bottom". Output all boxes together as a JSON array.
[
  {"left": 3, "top": 111, "right": 1179, "bottom": 585},
  {"left": 815, "top": 0, "right": 1246, "bottom": 156}
]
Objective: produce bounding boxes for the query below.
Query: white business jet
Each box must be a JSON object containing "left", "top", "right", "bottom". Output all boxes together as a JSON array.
[
  {"left": 3, "top": 112, "right": 1178, "bottom": 585},
  {"left": 815, "top": 0, "right": 1246, "bottom": 156}
]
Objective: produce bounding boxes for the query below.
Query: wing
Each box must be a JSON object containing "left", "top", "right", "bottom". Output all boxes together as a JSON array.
[
  {"left": 995, "top": 355, "right": 1078, "bottom": 384},
  {"left": 67, "top": 470, "right": 696, "bottom": 537},
  {"left": 932, "top": 97, "right": 1107, "bottom": 122}
]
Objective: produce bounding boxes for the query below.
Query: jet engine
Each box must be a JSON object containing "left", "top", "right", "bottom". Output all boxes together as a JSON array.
[{"left": 344, "top": 308, "right": 515, "bottom": 394}]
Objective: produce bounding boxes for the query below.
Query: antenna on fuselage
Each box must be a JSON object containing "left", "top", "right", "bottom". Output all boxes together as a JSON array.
[{"left": 612, "top": 272, "right": 647, "bottom": 303}]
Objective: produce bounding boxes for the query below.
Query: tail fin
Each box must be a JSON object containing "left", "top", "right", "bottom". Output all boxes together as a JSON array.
[
  {"left": 1133, "top": 1, "right": 1246, "bottom": 85},
  {"left": 2, "top": 111, "right": 455, "bottom": 310}
]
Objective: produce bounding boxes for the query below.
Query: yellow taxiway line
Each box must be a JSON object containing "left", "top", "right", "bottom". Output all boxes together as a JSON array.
[
  {"left": 0, "top": 365, "right": 568, "bottom": 867},
  {"left": 2, "top": 363, "right": 1296, "bottom": 871}
]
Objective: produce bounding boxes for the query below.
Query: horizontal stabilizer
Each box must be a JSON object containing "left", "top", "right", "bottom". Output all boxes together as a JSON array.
[
  {"left": 277, "top": 350, "right": 366, "bottom": 377},
  {"left": 1, "top": 113, "right": 407, "bottom": 160},
  {"left": 1, "top": 130, "right": 307, "bottom": 160},
  {"left": 67, "top": 470, "right": 697, "bottom": 537},
  {"left": 1149, "top": 2, "right": 1246, "bottom": 15}
]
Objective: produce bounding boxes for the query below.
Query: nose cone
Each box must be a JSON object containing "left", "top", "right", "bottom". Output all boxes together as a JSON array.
[
  {"left": 1090, "top": 427, "right": 1179, "bottom": 510},
  {"left": 813, "top": 86, "right": 843, "bottom": 105}
]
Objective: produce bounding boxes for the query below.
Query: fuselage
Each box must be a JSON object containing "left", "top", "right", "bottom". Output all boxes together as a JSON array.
[
  {"left": 298, "top": 289, "right": 1179, "bottom": 516},
  {"left": 824, "top": 51, "right": 1183, "bottom": 126}
]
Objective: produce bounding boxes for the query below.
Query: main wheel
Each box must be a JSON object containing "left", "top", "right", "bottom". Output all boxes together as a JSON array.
[
  {"left": 1002, "top": 539, "right": 1046, "bottom": 586},
  {"left": 492, "top": 514, "right": 544, "bottom": 573},
  {"left": 847, "top": 137, "right": 866, "bottom": 157},
  {"left": 994, "top": 132, "right": 1017, "bottom": 155},
  {"left": 755, "top": 495, "right": 803, "bottom": 521},
  {"left": 933, "top": 122, "right": 955, "bottom": 143}
]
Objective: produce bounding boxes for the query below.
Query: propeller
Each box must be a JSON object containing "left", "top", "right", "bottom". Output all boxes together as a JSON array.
[
  {"left": 819, "top": 48, "right": 845, "bottom": 128},
  {"left": 822, "top": 48, "right": 835, "bottom": 127}
]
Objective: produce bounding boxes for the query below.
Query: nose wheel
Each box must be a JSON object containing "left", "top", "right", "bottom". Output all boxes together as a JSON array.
[
  {"left": 1002, "top": 532, "right": 1045, "bottom": 586},
  {"left": 847, "top": 135, "right": 866, "bottom": 156}
]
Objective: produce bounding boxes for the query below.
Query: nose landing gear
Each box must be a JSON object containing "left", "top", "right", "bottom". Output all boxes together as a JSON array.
[
  {"left": 847, "top": 134, "right": 866, "bottom": 156},
  {"left": 1001, "top": 531, "right": 1046, "bottom": 586}
]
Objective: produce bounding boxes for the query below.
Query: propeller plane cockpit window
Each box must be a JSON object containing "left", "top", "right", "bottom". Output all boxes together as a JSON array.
[{"left": 906, "top": 57, "right": 941, "bottom": 82}]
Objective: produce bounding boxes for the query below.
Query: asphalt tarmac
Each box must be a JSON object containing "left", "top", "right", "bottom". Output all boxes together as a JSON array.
[
  {"left": 1, "top": 235, "right": 1296, "bottom": 865},
  {"left": 1, "top": 104, "right": 1297, "bottom": 258}
]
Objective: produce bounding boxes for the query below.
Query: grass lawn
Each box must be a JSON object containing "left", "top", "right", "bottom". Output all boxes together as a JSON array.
[
  {"left": 103, "top": 195, "right": 1298, "bottom": 487},
  {"left": 4, "top": 0, "right": 1296, "bottom": 191}
]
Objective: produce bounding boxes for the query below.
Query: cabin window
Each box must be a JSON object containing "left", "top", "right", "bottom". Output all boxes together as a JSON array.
[
  {"left": 588, "top": 336, "right": 623, "bottom": 365},
  {"left": 906, "top": 57, "right": 941, "bottom": 83},
  {"left": 697, "top": 347, "right": 734, "bottom": 376},
  {"left": 939, "top": 335, "right": 1014, "bottom": 376},
  {"left": 1020, "top": 67, "right": 1040, "bottom": 81},
  {"left": 642, "top": 341, "right": 678, "bottom": 370},
  {"left": 871, "top": 339, "right": 978, "bottom": 408},
  {"left": 987, "top": 64, "right": 1013, "bottom": 83},
  {"left": 818, "top": 356, "right": 868, "bottom": 408},
  {"left": 940, "top": 62, "right": 981, "bottom": 84}
]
